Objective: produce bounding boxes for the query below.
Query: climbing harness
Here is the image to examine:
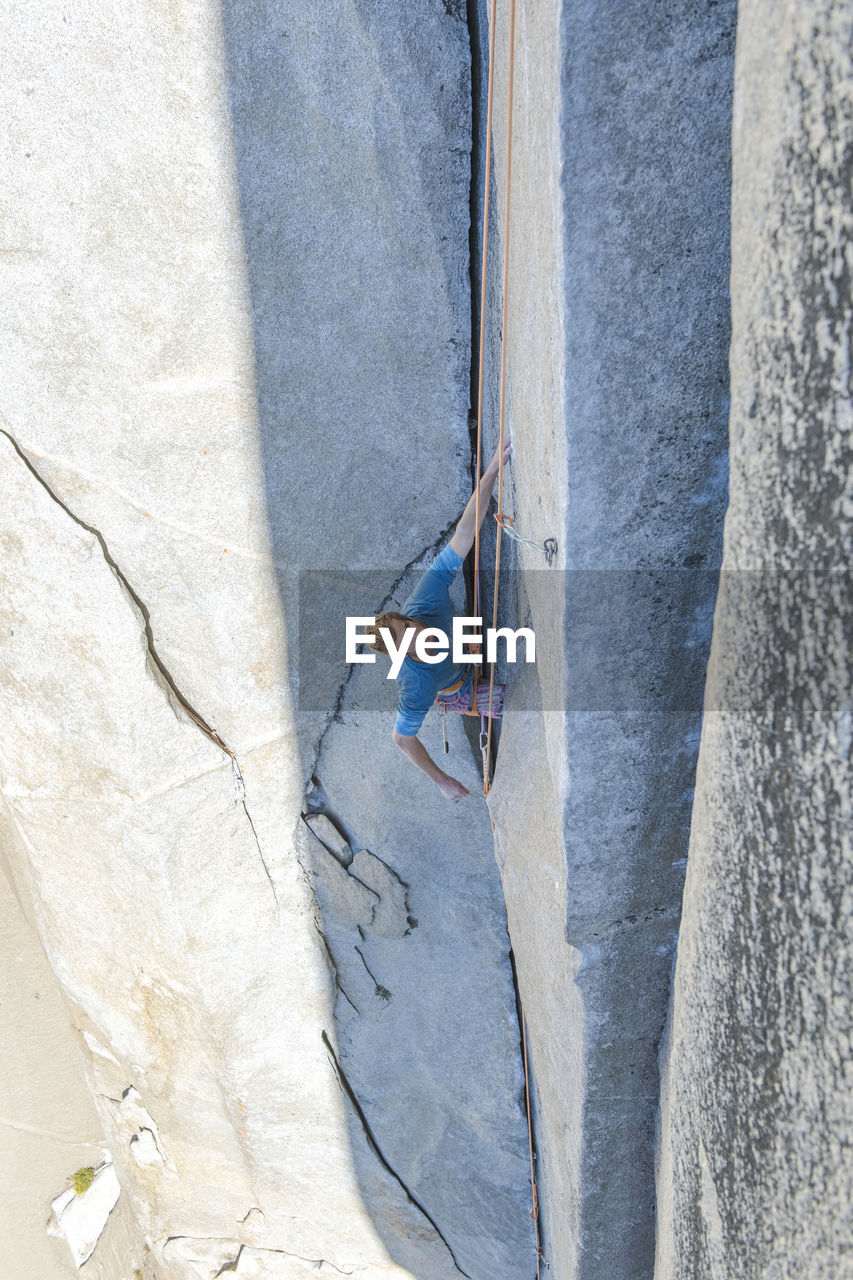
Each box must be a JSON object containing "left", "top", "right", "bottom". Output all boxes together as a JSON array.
[
  {"left": 439, "top": 702, "right": 449, "bottom": 753},
  {"left": 436, "top": 667, "right": 506, "bottom": 757}
]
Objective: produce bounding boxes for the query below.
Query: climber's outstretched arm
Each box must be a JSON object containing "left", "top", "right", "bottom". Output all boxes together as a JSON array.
[
  {"left": 449, "top": 435, "right": 512, "bottom": 559},
  {"left": 392, "top": 730, "right": 470, "bottom": 800}
]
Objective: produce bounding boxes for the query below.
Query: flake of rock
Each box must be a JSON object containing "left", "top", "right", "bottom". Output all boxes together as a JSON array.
[
  {"left": 350, "top": 850, "right": 410, "bottom": 940},
  {"left": 303, "top": 814, "right": 353, "bottom": 868},
  {"left": 298, "top": 821, "right": 377, "bottom": 930},
  {"left": 47, "top": 1154, "right": 120, "bottom": 1267}
]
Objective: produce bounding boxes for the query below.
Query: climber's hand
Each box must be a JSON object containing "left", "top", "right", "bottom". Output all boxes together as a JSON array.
[
  {"left": 487, "top": 434, "right": 512, "bottom": 474},
  {"left": 437, "top": 775, "right": 470, "bottom": 801},
  {"left": 450, "top": 438, "right": 513, "bottom": 558}
]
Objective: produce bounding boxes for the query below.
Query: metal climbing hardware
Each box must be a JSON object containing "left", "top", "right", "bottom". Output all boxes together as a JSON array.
[
  {"left": 494, "top": 512, "right": 558, "bottom": 566},
  {"left": 439, "top": 703, "right": 449, "bottom": 754}
]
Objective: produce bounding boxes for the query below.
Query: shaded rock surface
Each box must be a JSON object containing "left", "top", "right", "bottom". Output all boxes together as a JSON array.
[
  {"left": 4, "top": 2, "right": 847, "bottom": 1279},
  {"left": 655, "top": 3, "right": 853, "bottom": 1277},
  {"left": 1, "top": 3, "right": 532, "bottom": 1278},
  {"left": 469, "top": 1, "right": 736, "bottom": 1276}
]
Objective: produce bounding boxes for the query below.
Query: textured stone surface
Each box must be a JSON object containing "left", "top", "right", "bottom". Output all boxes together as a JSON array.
[
  {"left": 0, "top": 2, "right": 533, "bottom": 1277},
  {"left": 655, "top": 3, "right": 853, "bottom": 1277},
  {"left": 471, "top": 0, "right": 736, "bottom": 1275},
  {"left": 47, "top": 1158, "right": 121, "bottom": 1267},
  {"left": 0, "top": 811, "right": 152, "bottom": 1280}
]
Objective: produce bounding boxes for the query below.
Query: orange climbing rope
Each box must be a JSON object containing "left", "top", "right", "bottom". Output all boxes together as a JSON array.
[
  {"left": 472, "top": 0, "right": 498, "bottom": 626},
  {"left": 471, "top": 5, "right": 543, "bottom": 1277},
  {"left": 484, "top": 0, "right": 516, "bottom": 799}
]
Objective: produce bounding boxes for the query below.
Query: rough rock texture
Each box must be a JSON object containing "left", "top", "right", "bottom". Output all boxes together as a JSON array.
[
  {"left": 47, "top": 1158, "right": 121, "bottom": 1267},
  {"left": 0, "top": 808, "right": 153, "bottom": 1280},
  {"left": 1, "top": 3, "right": 532, "bottom": 1277},
  {"left": 655, "top": 3, "right": 853, "bottom": 1277},
  {"left": 470, "top": 1, "right": 736, "bottom": 1276}
]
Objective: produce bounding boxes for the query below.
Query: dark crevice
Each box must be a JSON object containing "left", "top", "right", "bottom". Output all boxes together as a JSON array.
[
  {"left": 0, "top": 427, "right": 279, "bottom": 909},
  {"left": 354, "top": 945, "right": 392, "bottom": 1001},
  {"left": 213, "top": 1245, "right": 243, "bottom": 1276},
  {"left": 506, "top": 942, "right": 545, "bottom": 1270},
  {"left": 321, "top": 1031, "right": 471, "bottom": 1278},
  {"left": 0, "top": 429, "right": 230, "bottom": 757},
  {"left": 461, "top": 20, "right": 541, "bottom": 1263},
  {"left": 241, "top": 800, "right": 279, "bottom": 907},
  {"left": 465, "top": 0, "right": 486, "bottom": 430},
  {"left": 314, "top": 923, "right": 360, "bottom": 1015},
  {"left": 463, "top": 0, "right": 489, "bottom": 635}
]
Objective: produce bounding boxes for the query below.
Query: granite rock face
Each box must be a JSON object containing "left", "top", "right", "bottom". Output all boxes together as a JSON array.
[
  {"left": 470, "top": 1, "right": 736, "bottom": 1276},
  {"left": 1, "top": 3, "right": 533, "bottom": 1278},
  {"left": 0, "top": 806, "right": 154, "bottom": 1280},
  {"left": 4, "top": 1, "right": 849, "bottom": 1278},
  {"left": 655, "top": 3, "right": 853, "bottom": 1277}
]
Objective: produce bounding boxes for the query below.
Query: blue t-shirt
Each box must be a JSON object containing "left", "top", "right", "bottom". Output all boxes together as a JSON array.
[{"left": 393, "top": 544, "right": 475, "bottom": 735}]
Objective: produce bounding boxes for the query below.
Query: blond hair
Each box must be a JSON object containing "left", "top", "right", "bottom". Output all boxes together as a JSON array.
[{"left": 364, "top": 611, "right": 415, "bottom": 657}]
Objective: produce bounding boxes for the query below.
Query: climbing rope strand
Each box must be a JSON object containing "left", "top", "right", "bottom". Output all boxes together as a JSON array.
[
  {"left": 484, "top": 0, "right": 516, "bottom": 800},
  {"left": 522, "top": 1009, "right": 542, "bottom": 1265},
  {"left": 472, "top": 0, "right": 499, "bottom": 791},
  {"left": 476, "top": 8, "right": 541, "bottom": 1272},
  {"left": 473, "top": 0, "right": 498, "bottom": 625},
  {"left": 495, "top": 848, "right": 542, "bottom": 1280}
]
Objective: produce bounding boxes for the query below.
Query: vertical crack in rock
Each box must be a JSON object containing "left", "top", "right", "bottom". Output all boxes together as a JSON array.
[
  {"left": 240, "top": 797, "right": 279, "bottom": 908},
  {"left": 464, "top": 0, "right": 485, "bottom": 446},
  {"left": 0, "top": 428, "right": 278, "bottom": 907},
  {"left": 459, "top": 8, "right": 544, "bottom": 1258},
  {"left": 320, "top": 1031, "right": 471, "bottom": 1278},
  {"left": 314, "top": 923, "right": 360, "bottom": 1014},
  {"left": 506, "top": 943, "right": 541, "bottom": 1233},
  {"left": 354, "top": 945, "right": 392, "bottom": 1001}
]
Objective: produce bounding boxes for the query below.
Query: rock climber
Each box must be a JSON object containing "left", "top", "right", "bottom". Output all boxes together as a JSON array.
[{"left": 364, "top": 436, "right": 512, "bottom": 800}]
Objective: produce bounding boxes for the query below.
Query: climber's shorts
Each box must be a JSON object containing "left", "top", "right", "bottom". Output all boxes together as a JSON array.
[{"left": 437, "top": 676, "right": 505, "bottom": 718}]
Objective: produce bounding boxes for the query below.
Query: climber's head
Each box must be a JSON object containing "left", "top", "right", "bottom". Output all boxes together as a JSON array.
[{"left": 364, "top": 611, "right": 418, "bottom": 657}]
